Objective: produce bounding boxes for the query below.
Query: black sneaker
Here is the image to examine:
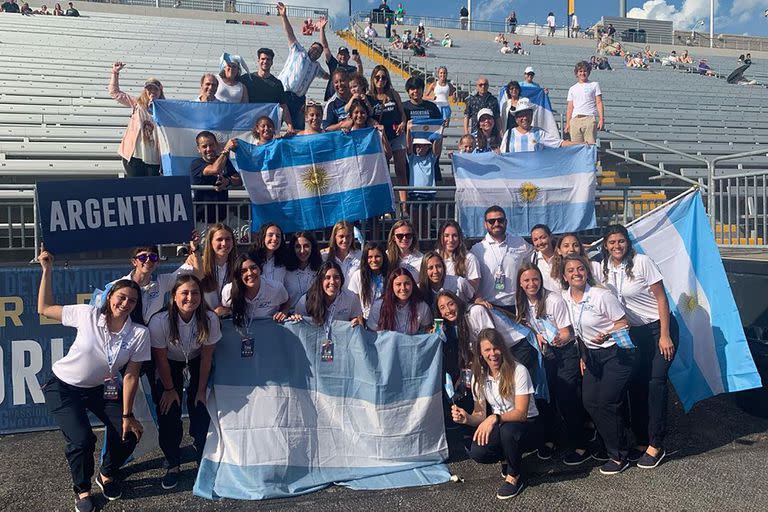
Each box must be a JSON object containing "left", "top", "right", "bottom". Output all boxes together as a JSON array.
[
  {"left": 96, "top": 473, "right": 122, "bottom": 501},
  {"left": 599, "top": 459, "right": 630, "bottom": 475},
  {"left": 522, "top": 448, "right": 538, "bottom": 458},
  {"left": 636, "top": 449, "right": 666, "bottom": 469},
  {"left": 562, "top": 449, "right": 591, "bottom": 466},
  {"left": 496, "top": 479, "right": 525, "bottom": 499},
  {"left": 590, "top": 448, "right": 610, "bottom": 462},
  {"left": 74, "top": 495, "right": 95, "bottom": 512},
  {"left": 537, "top": 443, "right": 555, "bottom": 460},
  {"left": 627, "top": 448, "right": 645, "bottom": 463},
  {"left": 161, "top": 468, "right": 180, "bottom": 490}
]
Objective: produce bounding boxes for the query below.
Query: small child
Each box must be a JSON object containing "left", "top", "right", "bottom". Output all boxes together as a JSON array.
[
  {"left": 298, "top": 103, "right": 324, "bottom": 135},
  {"left": 408, "top": 137, "right": 442, "bottom": 200},
  {"left": 249, "top": 115, "right": 276, "bottom": 145},
  {"left": 451, "top": 134, "right": 475, "bottom": 156}
]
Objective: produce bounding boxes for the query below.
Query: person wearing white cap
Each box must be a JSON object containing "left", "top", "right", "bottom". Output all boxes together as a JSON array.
[
  {"left": 464, "top": 76, "right": 499, "bottom": 135},
  {"left": 318, "top": 18, "right": 362, "bottom": 101},
  {"left": 475, "top": 108, "right": 501, "bottom": 153},
  {"left": 500, "top": 98, "right": 572, "bottom": 153},
  {"left": 215, "top": 53, "right": 249, "bottom": 103},
  {"left": 521, "top": 66, "right": 541, "bottom": 88},
  {"left": 407, "top": 135, "right": 442, "bottom": 203}
]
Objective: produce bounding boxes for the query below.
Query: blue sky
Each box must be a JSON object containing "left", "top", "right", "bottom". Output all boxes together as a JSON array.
[{"left": 336, "top": 0, "right": 768, "bottom": 36}]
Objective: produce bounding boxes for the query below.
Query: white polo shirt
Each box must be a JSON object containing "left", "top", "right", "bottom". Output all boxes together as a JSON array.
[
  {"left": 472, "top": 363, "right": 538, "bottom": 418},
  {"left": 367, "top": 299, "right": 433, "bottom": 335},
  {"left": 221, "top": 278, "right": 289, "bottom": 319},
  {"left": 444, "top": 252, "right": 481, "bottom": 283},
  {"left": 347, "top": 269, "right": 385, "bottom": 318},
  {"left": 399, "top": 251, "right": 424, "bottom": 281},
  {"left": 295, "top": 289, "right": 363, "bottom": 322},
  {"left": 113, "top": 263, "right": 193, "bottom": 322},
  {"left": 567, "top": 81, "right": 602, "bottom": 118},
  {"left": 599, "top": 254, "right": 663, "bottom": 327},
  {"left": 54, "top": 305, "right": 150, "bottom": 388},
  {"left": 323, "top": 249, "right": 362, "bottom": 290},
  {"left": 283, "top": 268, "right": 318, "bottom": 310},
  {"left": 203, "top": 262, "right": 230, "bottom": 310},
  {"left": 262, "top": 256, "right": 287, "bottom": 285},
  {"left": 470, "top": 233, "right": 533, "bottom": 306},
  {"left": 433, "top": 274, "right": 475, "bottom": 303},
  {"left": 148, "top": 310, "right": 222, "bottom": 362},
  {"left": 562, "top": 284, "right": 626, "bottom": 349},
  {"left": 465, "top": 304, "right": 529, "bottom": 350},
  {"left": 532, "top": 251, "right": 561, "bottom": 293}
]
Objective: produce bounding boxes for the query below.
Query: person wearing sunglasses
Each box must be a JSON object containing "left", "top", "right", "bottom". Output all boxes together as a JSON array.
[
  {"left": 463, "top": 76, "right": 499, "bottom": 136},
  {"left": 370, "top": 65, "right": 408, "bottom": 206},
  {"left": 109, "top": 62, "right": 164, "bottom": 177},
  {"left": 386, "top": 219, "right": 423, "bottom": 281},
  {"left": 470, "top": 205, "right": 533, "bottom": 316}
]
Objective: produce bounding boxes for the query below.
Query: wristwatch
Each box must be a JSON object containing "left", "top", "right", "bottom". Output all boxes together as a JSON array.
[
  {"left": 494, "top": 413, "right": 502, "bottom": 424},
  {"left": 122, "top": 412, "right": 134, "bottom": 419}
]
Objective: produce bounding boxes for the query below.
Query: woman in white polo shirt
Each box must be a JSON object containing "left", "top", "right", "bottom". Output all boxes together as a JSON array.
[
  {"left": 598, "top": 224, "right": 676, "bottom": 469},
  {"left": 283, "top": 231, "right": 323, "bottom": 312},
  {"left": 436, "top": 220, "right": 481, "bottom": 291},
  {"left": 529, "top": 224, "right": 560, "bottom": 293},
  {"left": 221, "top": 252, "right": 290, "bottom": 325},
  {"left": 347, "top": 242, "right": 390, "bottom": 319},
  {"left": 451, "top": 328, "right": 537, "bottom": 500},
  {"left": 386, "top": 219, "right": 423, "bottom": 281},
  {"left": 367, "top": 268, "right": 432, "bottom": 334},
  {"left": 147, "top": 274, "right": 222, "bottom": 490},
  {"left": 251, "top": 222, "right": 288, "bottom": 284},
  {"left": 294, "top": 261, "right": 364, "bottom": 327},
  {"left": 198, "top": 223, "right": 238, "bottom": 315},
  {"left": 38, "top": 248, "right": 149, "bottom": 511},
  {"left": 322, "top": 220, "right": 362, "bottom": 286},
  {"left": 418, "top": 251, "right": 475, "bottom": 314},
  {"left": 561, "top": 254, "right": 635, "bottom": 476}
]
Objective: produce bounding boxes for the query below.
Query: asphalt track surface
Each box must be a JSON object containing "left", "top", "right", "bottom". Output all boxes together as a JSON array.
[{"left": 3, "top": 391, "right": 768, "bottom": 512}]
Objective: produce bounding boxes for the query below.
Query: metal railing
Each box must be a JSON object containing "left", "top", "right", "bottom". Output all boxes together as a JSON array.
[{"left": 80, "top": 0, "right": 327, "bottom": 18}]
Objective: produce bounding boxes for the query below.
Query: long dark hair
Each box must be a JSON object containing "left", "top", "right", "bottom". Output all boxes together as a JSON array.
[
  {"left": 230, "top": 252, "right": 263, "bottom": 328},
  {"left": 251, "top": 222, "right": 287, "bottom": 267},
  {"left": 530, "top": 223, "right": 554, "bottom": 256},
  {"left": 551, "top": 232, "right": 588, "bottom": 288},
  {"left": 166, "top": 274, "right": 211, "bottom": 346},
  {"left": 436, "top": 220, "right": 470, "bottom": 278},
  {"left": 304, "top": 260, "right": 345, "bottom": 324},
  {"left": 475, "top": 118, "right": 501, "bottom": 152},
  {"left": 201, "top": 223, "right": 237, "bottom": 293},
  {"left": 515, "top": 262, "right": 547, "bottom": 324},
  {"left": 600, "top": 224, "right": 636, "bottom": 282},
  {"left": 561, "top": 254, "right": 598, "bottom": 291},
  {"left": 435, "top": 290, "right": 472, "bottom": 371},
  {"left": 284, "top": 231, "right": 323, "bottom": 272},
  {"left": 101, "top": 279, "right": 145, "bottom": 326},
  {"left": 378, "top": 268, "right": 423, "bottom": 332},
  {"left": 417, "top": 251, "right": 445, "bottom": 309},
  {"left": 360, "top": 242, "right": 390, "bottom": 309}
]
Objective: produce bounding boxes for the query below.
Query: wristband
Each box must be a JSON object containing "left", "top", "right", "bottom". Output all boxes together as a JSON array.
[
  {"left": 494, "top": 413, "right": 502, "bottom": 425},
  {"left": 122, "top": 412, "right": 134, "bottom": 419}
]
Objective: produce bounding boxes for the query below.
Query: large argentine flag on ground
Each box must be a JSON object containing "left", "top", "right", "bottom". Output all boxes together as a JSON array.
[
  {"left": 498, "top": 85, "right": 559, "bottom": 137},
  {"left": 628, "top": 189, "right": 762, "bottom": 411},
  {"left": 194, "top": 319, "right": 451, "bottom": 500},
  {"left": 452, "top": 145, "right": 597, "bottom": 237},
  {"left": 152, "top": 100, "right": 280, "bottom": 176},
  {"left": 234, "top": 128, "right": 395, "bottom": 232}
]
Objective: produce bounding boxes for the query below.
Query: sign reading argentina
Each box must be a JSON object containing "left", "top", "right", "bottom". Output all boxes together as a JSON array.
[{"left": 36, "top": 177, "right": 194, "bottom": 253}]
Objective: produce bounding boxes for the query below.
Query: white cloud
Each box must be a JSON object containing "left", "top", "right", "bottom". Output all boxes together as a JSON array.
[
  {"left": 729, "top": 0, "right": 764, "bottom": 24},
  {"left": 282, "top": 0, "right": 349, "bottom": 21},
  {"left": 627, "top": 0, "right": 712, "bottom": 29},
  {"left": 473, "top": 0, "right": 512, "bottom": 22}
]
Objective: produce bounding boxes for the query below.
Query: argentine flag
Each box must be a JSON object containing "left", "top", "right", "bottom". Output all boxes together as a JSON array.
[
  {"left": 498, "top": 85, "right": 559, "bottom": 137},
  {"left": 452, "top": 145, "right": 597, "bottom": 237},
  {"left": 410, "top": 117, "right": 445, "bottom": 141},
  {"left": 234, "top": 128, "right": 395, "bottom": 232},
  {"left": 628, "top": 189, "right": 762, "bottom": 411},
  {"left": 152, "top": 100, "right": 281, "bottom": 176},
  {"left": 194, "top": 319, "right": 450, "bottom": 500}
]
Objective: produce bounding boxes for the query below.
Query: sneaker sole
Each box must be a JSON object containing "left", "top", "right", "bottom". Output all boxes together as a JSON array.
[
  {"left": 95, "top": 477, "right": 121, "bottom": 501},
  {"left": 599, "top": 463, "right": 629, "bottom": 475},
  {"left": 537, "top": 452, "right": 553, "bottom": 461},
  {"left": 563, "top": 455, "right": 591, "bottom": 466},
  {"left": 637, "top": 451, "right": 665, "bottom": 469},
  {"left": 496, "top": 481, "right": 525, "bottom": 500},
  {"left": 161, "top": 480, "right": 178, "bottom": 490}
]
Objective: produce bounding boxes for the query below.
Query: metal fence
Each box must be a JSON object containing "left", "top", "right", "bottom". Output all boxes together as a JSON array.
[{"left": 81, "top": 0, "right": 327, "bottom": 18}]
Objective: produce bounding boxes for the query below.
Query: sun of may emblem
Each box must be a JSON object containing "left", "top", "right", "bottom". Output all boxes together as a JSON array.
[
  {"left": 302, "top": 165, "right": 330, "bottom": 195},
  {"left": 519, "top": 182, "right": 539, "bottom": 203},
  {"left": 680, "top": 292, "right": 699, "bottom": 315}
]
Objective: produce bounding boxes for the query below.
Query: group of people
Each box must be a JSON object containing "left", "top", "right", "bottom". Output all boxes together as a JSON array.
[
  {"left": 0, "top": 0, "right": 77, "bottom": 15},
  {"left": 495, "top": 34, "right": 525, "bottom": 56},
  {"left": 38, "top": 208, "right": 679, "bottom": 507}
]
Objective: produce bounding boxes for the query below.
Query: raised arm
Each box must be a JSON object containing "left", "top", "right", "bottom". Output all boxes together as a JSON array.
[
  {"left": 37, "top": 247, "right": 63, "bottom": 321},
  {"left": 316, "top": 17, "right": 332, "bottom": 62},
  {"left": 277, "top": 2, "right": 297, "bottom": 47},
  {"left": 108, "top": 61, "right": 136, "bottom": 108}
]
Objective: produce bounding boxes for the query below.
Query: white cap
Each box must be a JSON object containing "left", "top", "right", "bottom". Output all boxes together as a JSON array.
[
  {"left": 412, "top": 137, "right": 432, "bottom": 146},
  {"left": 477, "top": 108, "right": 495, "bottom": 121},
  {"left": 512, "top": 97, "right": 535, "bottom": 114},
  {"left": 524, "top": 66, "right": 535, "bottom": 74}
]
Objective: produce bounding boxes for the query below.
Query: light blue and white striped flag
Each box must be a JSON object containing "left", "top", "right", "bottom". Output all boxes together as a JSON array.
[
  {"left": 152, "top": 99, "right": 281, "bottom": 176},
  {"left": 498, "top": 85, "right": 559, "bottom": 137},
  {"left": 233, "top": 128, "right": 395, "bottom": 232},
  {"left": 410, "top": 118, "right": 445, "bottom": 141},
  {"left": 452, "top": 145, "right": 597, "bottom": 237},
  {"left": 628, "top": 189, "right": 762, "bottom": 411},
  {"left": 531, "top": 316, "right": 559, "bottom": 345},
  {"left": 194, "top": 319, "right": 451, "bottom": 500}
]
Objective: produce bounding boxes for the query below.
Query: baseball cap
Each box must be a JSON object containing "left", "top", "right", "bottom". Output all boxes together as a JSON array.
[
  {"left": 338, "top": 46, "right": 350, "bottom": 54},
  {"left": 524, "top": 66, "right": 535, "bottom": 74}
]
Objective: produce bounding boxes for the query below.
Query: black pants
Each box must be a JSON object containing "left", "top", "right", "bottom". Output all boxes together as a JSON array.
[
  {"left": 43, "top": 375, "right": 138, "bottom": 494},
  {"left": 122, "top": 157, "right": 160, "bottom": 177},
  {"left": 149, "top": 357, "right": 210, "bottom": 468},
  {"left": 628, "top": 318, "right": 678, "bottom": 449},
  {"left": 582, "top": 345, "right": 635, "bottom": 461},
  {"left": 541, "top": 341, "right": 587, "bottom": 449},
  {"left": 469, "top": 421, "right": 530, "bottom": 477},
  {"left": 509, "top": 341, "right": 537, "bottom": 384},
  {"left": 284, "top": 92, "right": 306, "bottom": 131}
]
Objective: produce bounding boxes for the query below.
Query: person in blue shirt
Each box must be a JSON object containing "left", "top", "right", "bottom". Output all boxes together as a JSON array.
[{"left": 407, "top": 136, "right": 442, "bottom": 201}]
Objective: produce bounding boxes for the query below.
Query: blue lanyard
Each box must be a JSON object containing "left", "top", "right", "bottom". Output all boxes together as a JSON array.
[
  {"left": 324, "top": 297, "right": 339, "bottom": 341},
  {"left": 569, "top": 290, "right": 589, "bottom": 340}
]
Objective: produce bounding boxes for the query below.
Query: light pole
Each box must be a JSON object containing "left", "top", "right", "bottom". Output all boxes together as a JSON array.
[{"left": 709, "top": 0, "right": 714, "bottom": 48}]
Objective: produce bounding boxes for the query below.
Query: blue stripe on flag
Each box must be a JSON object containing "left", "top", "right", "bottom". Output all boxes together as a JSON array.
[
  {"left": 151, "top": 100, "right": 279, "bottom": 130},
  {"left": 457, "top": 201, "right": 596, "bottom": 238},
  {"left": 610, "top": 328, "right": 635, "bottom": 349},
  {"left": 410, "top": 118, "right": 444, "bottom": 141},
  {"left": 453, "top": 145, "right": 596, "bottom": 179}
]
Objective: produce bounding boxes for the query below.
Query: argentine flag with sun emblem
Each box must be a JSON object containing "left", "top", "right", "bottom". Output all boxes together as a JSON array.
[
  {"left": 628, "top": 189, "right": 762, "bottom": 411},
  {"left": 452, "top": 145, "right": 597, "bottom": 237},
  {"left": 234, "top": 128, "right": 395, "bottom": 232}
]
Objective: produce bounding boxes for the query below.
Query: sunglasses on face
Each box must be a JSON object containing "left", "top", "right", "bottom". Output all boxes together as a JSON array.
[
  {"left": 135, "top": 253, "right": 159, "bottom": 263},
  {"left": 485, "top": 217, "right": 506, "bottom": 225},
  {"left": 395, "top": 233, "right": 413, "bottom": 240},
  {"left": 374, "top": 75, "right": 387, "bottom": 81},
  {"left": 477, "top": 83, "right": 488, "bottom": 87}
]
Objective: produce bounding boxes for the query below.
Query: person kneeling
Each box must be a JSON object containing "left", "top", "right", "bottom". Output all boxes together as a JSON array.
[{"left": 451, "top": 328, "right": 538, "bottom": 500}]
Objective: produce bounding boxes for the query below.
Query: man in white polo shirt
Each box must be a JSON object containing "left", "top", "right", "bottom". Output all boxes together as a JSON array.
[
  {"left": 470, "top": 205, "right": 533, "bottom": 313},
  {"left": 276, "top": 1, "right": 330, "bottom": 130},
  {"left": 565, "top": 60, "right": 604, "bottom": 144}
]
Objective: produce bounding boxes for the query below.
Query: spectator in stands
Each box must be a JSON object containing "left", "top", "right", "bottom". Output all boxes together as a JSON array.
[
  {"left": 1, "top": 0, "right": 20, "bottom": 12},
  {"left": 512, "top": 41, "right": 523, "bottom": 54},
  {"left": 322, "top": 69, "right": 353, "bottom": 131},
  {"left": 216, "top": 53, "right": 249, "bottom": 103},
  {"left": 625, "top": 53, "right": 647, "bottom": 69},
  {"left": 52, "top": 1, "right": 62, "bottom": 14},
  {"left": 441, "top": 33, "right": 453, "bottom": 47},
  {"left": 20, "top": 2, "right": 32, "bottom": 14},
  {"left": 459, "top": 5, "right": 468, "bottom": 30},
  {"left": 679, "top": 50, "right": 693, "bottom": 64},
  {"left": 190, "top": 132, "right": 242, "bottom": 224},
  {"left": 662, "top": 50, "right": 678, "bottom": 67},
  {"left": 297, "top": 102, "right": 324, "bottom": 135},
  {"left": 197, "top": 73, "right": 219, "bottom": 102},
  {"left": 318, "top": 19, "right": 362, "bottom": 101},
  {"left": 532, "top": 34, "right": 544, "bottom": 46},
  {"left": 596, "top": 56, "right": 612, "bottom": 70},
  {"left": 464, "top": 76, "right": 499, "bottom": 136},
  {"left": 248, "top": 116, "right": 276, "bottom": 145},
  {"left": 391, "top": 34, "right": 403, "bottom": 49},
  {"left": 606, "top": 23, "right": 616, "bottom": 40},
  {"left": 239, "top": 48, "right": 294, "bottom": 133},
  {"left": 457, "top": 134, "right": 475, "bottom": 153},
  {"left": 406, "top": 137, "right": 441, "bottom": 217},
  {"left": 385, "top": 16, "right": 392, "bottom": 39},
  {"left": 571, "top": 13, "right": 580, "bottom": 36},
  {"left": 403, "top": 76, "right": 442, "bottom": 131},
  {"left": 424, "top": 31, "right": 436, "bottom": 45},
  {"left": 349, "top": 99, "right": 392, "bottom": 159},
  {"left": 499, "top": 80, "right": 521, "bottom": 135},
  {"left": 412, "top": 39, "right": 426, "bottom": 57},
  {"left": 109, "top": 62, "right": 163, "bottom": 177},
  {"left": 500, "top": 99, "right": 573, "bottom": 152},
  {"left": 507, "top": 11, "right": 517, "bottom": 34},
  {"left": 424, "top": 66, "right": 456, "bottom": 126},
  {"left": 364, "top": 21, "right": 378, "bottom": 39},
  {"left": 276, "top": 1, "right": 330, "bottom": 131},
  {"left": 301, "top": 18, "right": 314, "bottom": 36},
  {"left": 37, "top": 249, "right": 148, "bottom": 512},
  {"left": 367, "top": 268, "right": 432, "bottom": 334},
  {"left": 416, "top": 22, "right": 425, "bottom": 40},
  {"left": 644, "top": 45, "right": 659, "bottom": 62},
  {"left": 33, "top": 4, "right": 50, "bottom": 13},
  {"left": 698, "top": 59, "right": 715, "bottom": 76},
  {"left": 395, "top": 2, "right": 404, "bottom": 24},
  {"left": 521, "top": 66, "right": 540, "bottom": 88},
  {"left": 345, "top": 73, "right": 375, "bottom": 116},
  {"left": 500, "top": 41, "right": 513, "bottom": 54},
  {"left": 64, "top": 1, "right": 78, "bottom": 15},
  {"left": 546, "top": 12, "right": 556, "bottom": 37},
  {"left": 475, "top": 109, "right": 501, "bottom": 153},
  {"left": 370, "top": 65, "right": 407, "bottom": 206},
  {"left": 495, "top": 33, "right": 508, "bottom": 44}
]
